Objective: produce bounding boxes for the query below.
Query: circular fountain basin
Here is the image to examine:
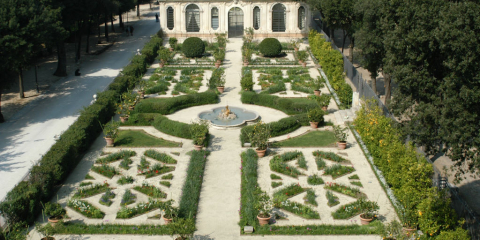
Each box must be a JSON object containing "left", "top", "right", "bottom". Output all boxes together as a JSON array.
[{"left": 198, "top": 106, "right": 259, "bottom": 128}]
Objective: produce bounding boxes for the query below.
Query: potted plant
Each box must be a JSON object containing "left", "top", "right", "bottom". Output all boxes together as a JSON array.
[
  {"left": 401, "top": 208, "right": 418, "bottom": 236},
  {"left": 307, "top": 108, "right": 325, "bottom": 129},
  {"left": 297, "top": 50, "right": 308, "bottom": 67},
  {"left": 313, "top": 76, "right": 325, "bottom": 96},
  {"left": 121, "top": 91, "right": 138, "bottom": 110},
  {"left": 161, "top": 200, "right": 179, "bottom": 225},
  {"left": 168, "top": 37, "right": 177, "bottom": 51},
  {"left": 243, "top": 48, "right": 253, "bottom": 66},
  {"left": 290, "top": 39, "right": 301, "bottom": 52},
  {"left": 35, "top": 223, "right": 55, "bottom": 240},
  {"left": 380, "top": 220, "right": 409, "bottom": 240},
  {"left": 317, "top": 94, "right": 331, "bottom": 111},
  {"left": 167, "top": 218, "right": 195, "bottom": 240},
  {"left": 43, "top": 202, "right": 66, "bottom": 227},
  {"left": 255, "top": 192, "right": 273, "bottom": 226},
  {"left": 158, "top": 47, "right": 172, "bottom": 67},
  {"left": 243, "top": 27, "right": 255, "bottom": 45},
  {"left": 102, "top": 120, "right": 119, "bottom": 147},
  {"left": 247, "top": 121, "right": 270, "bottom": 157},
  {"left": 215, "top": 32, "right": 228, "bottom": 49},
  {"left": 136, "top": 80, "right": 146, "bottom": 99},
  {"left": 213, "top": 49, "right": 225, "bottom": 68},
  {"left": 358, "top": 198, "right": 379, "bottom": 225},
  {"left": 333, "top": 125, "right": 349, "bottom": 149},
  {"left": 216, "top": 75, "right": 226, "bottom": 93},
  {"left": 116, "top": 101, "right": 131, "bottom": 123},
  {"left": 190, "top": 119, "right": 209, "bottom": 150}
]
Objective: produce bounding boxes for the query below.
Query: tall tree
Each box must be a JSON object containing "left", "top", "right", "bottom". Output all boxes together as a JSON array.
[
  {"left": 0, "top": 0, "right": 62, "bottom": 98},
  {"left": 386, "top": 0, "right": 480, "bottom": 179}
]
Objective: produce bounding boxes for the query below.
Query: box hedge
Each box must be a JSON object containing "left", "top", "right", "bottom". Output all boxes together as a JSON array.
[
  {"left": 241, "top": 91, "right": 317, "bottom": 115},
  {"left": 153, "top": 115, "right": 192, "bottom": 139},
  {"left": 0, "top": 34, "right": 163, "bottom": 227},
  {"left": 134, "top": 91, "right": 218, "bottom": 115},
  {"left": 259, "top": 38, "right": 282, "bottom": 57}
]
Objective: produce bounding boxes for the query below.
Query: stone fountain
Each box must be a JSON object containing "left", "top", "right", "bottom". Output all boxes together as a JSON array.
[{"left": 198, "top": 105, "right": 259, "bottom": 128}]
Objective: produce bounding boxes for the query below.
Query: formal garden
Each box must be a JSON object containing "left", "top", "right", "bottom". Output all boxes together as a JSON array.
[{"left": 0, "top": 28, "right": 469, "bottom": 240}]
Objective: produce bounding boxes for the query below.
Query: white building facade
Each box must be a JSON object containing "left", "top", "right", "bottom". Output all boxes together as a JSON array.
[{"left": 158, "top": 0, "right": 311, "bottom": 40}]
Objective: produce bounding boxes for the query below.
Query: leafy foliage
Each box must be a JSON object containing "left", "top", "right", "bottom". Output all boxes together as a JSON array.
[
  {"left": 259, "top": 38, "right": 282, "bottom": 57},
  {"left": 182, "top": 37, "right": 205, "bottom": 58}
]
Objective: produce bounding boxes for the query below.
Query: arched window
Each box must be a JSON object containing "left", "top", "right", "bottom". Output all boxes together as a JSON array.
[
  {"left": 186, "top": 4, "right": 200, "bottom": 32},
  {"left": 272, "top": 4, "right": 286, "bottom": 32},
  {"left": 167, "top": 7, "right": 174, "bottom": 30},
  {"left": 298, "top": 6, "right": 305, "bottom": 30},
  {"left": 253, "top": 6, "right": 260, "bottom": 30},
  {"left": 211, "top": 7, "right": 219, "bottom": 30}
]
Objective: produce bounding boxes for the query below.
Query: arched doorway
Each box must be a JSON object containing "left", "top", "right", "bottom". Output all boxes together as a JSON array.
[{"left": 228, "top": 7, "right": 244, "bottom": 38}]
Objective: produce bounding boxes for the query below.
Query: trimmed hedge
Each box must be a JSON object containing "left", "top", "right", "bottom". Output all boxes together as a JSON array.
[
  {"left": 178, "top": 150, "right": 209, "bottom": 219},
  {"left": 0, "top": 33, "right": 163, "bottom": 226},
  {"left": 241, "top": 91, "right": 317, "bottom": 115},
  {"left": 182, "top": 37, "right": 205, "bottom": 58},
  {"left": 121, "top": 113, "right": 160, "bottom": 126},
  {"left": 134, "top": 91, "right": 218, "bottom": 115},
  {"left": 309, "top": 30, "right": 353, "bottom": 108},
  {"left": 259, "top": 38, "right": 282, "bottom": 57},
  {"left": 240, "top": 114, "right": 309, "bottom": 146},
  {"left": 152, "top": 115, "right": 192, "bottom": 139},
  {"left": 239, "top": 149, "right": 260, "bottom": 230}
]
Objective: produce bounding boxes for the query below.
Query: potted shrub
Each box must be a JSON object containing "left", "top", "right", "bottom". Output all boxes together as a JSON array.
[
  {"left": 121, "top": 91, "right": 138, "bottom": 110},
  {"left": 167, "top": 218, "right": 195, "bottom": 240},
  {"left": 116, "top": 101, "right": 131, "bottom": 123},
  {"left": 358, "top": 198, "right": 379, "bottom": 225},
  {"left": 243, "top": 47, "right": 253, "bottom": 66},
  {"left": 35, "top": 223, "right": 55, "bottom": 240},
  {"left": 136, "top": 80, "right": 146, "bottom": 99},
  {"left": 313, "top": 76, "right": 325, "bottom": 96},
  {"left": 380, "top": 220, "right": 409, "bottom": 240},
  {"left": 333, "top": 125, "right": 349, "bottom": 149},
  {"left": 297, "top": 50, "right": 308, "bottom": 67},
  {"left": 102, "top": 120, "right": 119, "bottom": 147},
  {"left": 317, "top": 94, "right": 331, "bottom": 111},
  {"left": 247, "top": 121, "right": 270, "bottom": 157},
  {"left": 44, "top": 202, "right": 66, "bottom": 227},
  {"left": 168, "top": 37, "right": 177, "bottom": 51},
  {"left": 401, "top": 209, "right": 418, "bottom": 236},
  {"left": 290, "top": 39, "right": 301, "bottom": 52},
  {"left": 216, "top": 75, "right": 226, "bottom": 93},
  {"left": 158, "top": 47, "right": 172, "bottom": 67},
  {"left": 190, "top": 119, "right": 209, "bottom": 150},
  {"left": 213, "top": 49, "right": 225, "bottom": 68},
  {"left": 307, "top": 108, "right": 325, "bottom": 129},
  {"left": 161, "top": 200, "right": 179, "bottom": 225},
  {"left": 215, "top": 32, "right": 228, "bottom": 49},
  {"left": 255, "top": 192, "right": 273, "bottom": 226}
]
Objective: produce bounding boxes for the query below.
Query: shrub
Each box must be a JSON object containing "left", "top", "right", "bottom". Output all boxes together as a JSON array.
[
  {"left": 182, "top": 37, "right": 205, "bottom": 58},
  {"left": 241, "top": 91, "right": 317, "bottom": 115},
  {"left": 135, "top": 91, "right": 218, "bottom": 114},
  {"left": 153, "top": 115, "right": 192, "bottom": 139},
  {"left": 307, "top": 108, "right": 325, "bottom": 123},
  {"left": 241, "top": 68, "right": 254, "bottom": 91},
  {"left": 259, "top": 38, "right": 282, "bottom": 57},
  {"left": 121, "top": 113, "right": 160, "bottom": 126},
  {"left": 240, "top": 149, "right": 260, "bottom": 229}
]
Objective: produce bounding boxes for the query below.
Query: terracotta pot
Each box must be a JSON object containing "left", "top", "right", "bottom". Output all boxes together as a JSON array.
[
  {"left": 163, "top": 216, "right": 173, "bottom": 225},
  {"left": 194, "top": 145, "right": 203, "bottom": 151},
  {"left": 243, "top": 61, "right": 249, "bottom": 66},
  {"left": 169, "top": 47, "right": 174, "bottom": 51},
  {"left": 215, "top": 62, "right": 221, "bottom": 68},
  {"left": 322, "top": 106, "right": 328, "bottom": 111},
  {"left": 138, "top": 91, "right": 145, "bottom": 99},
  {"left": 41, "top": 237, "right": 55, "bottom": 240},
  {"left": 403, "top": 227, "right": 417, "bottom": 236},
  {"left": 160, "top": 62, "right": 165, "bottom": 68},
  {"left": 257, "top": 215, "right": 271, "bottom": 226},
  {"left": 128, "top": 106, "right": 134, "bottom": 111},
  {"left": 310, "top": 121, "right": 319, "bottom": 129},
  {"left": 255, "top": 149, "right": 267, "bottom": 158},
  {"left": 338, "top": 141, "right": 347, "bottom": 150},
  {"left": 105, "top": 137, "right": 114, "bottom": 147},
  {"left": 359, "top": 214, "right": 374, "bottom": 225},
  {"left": 302, "top": 62, "right": 307, "bottom": 67},
  {"left": 314, "top": 90, "right": 321, "bottom": 96},
  {"left": 48, "top": 216, "right": 62, "bottom": 227},
  {"left": 294, "top": 47, "right": 299, "bottom": 52},
  {"left": 217, "top": 86, "right": 225, "bottom": 93},
  {"left": 120, "top": 116, "right": 129, "bottom": 123}
]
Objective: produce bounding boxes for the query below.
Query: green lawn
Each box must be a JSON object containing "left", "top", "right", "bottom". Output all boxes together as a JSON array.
[
  {"left": 115, "top": 130, "right": 181, "bottom": 147},
  {"left": 272, "top": 131, "right": 336, "bottom": 147}
]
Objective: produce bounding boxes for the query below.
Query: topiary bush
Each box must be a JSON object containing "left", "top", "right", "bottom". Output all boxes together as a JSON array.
[
  {"left": 134, "top": 91, "right": 218, "bottom": 114},
  {"left": 182, "top": 37, "right": 205, "bottom": 58},
  {"left": 259, "top": 38, "right": 282, "bottom": 57}
]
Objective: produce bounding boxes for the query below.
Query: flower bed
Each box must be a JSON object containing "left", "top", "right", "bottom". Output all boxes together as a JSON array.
[
  {"left": 315, "top": 157, "right": 326, "bottom": 170},
  {"left": 326, "top": 191, "right": 340, "bottom": 207},
  {"left": 351, "top": 181, "right": 363, "bottom": 188},
  {"left": 140, "top": 164, "right": 175, "bottom": 179},
  {"left": 324, "top": 182, "right": 365, "bottom": 199},
  {"left": 277, "top": 200, "right": 320, "bottom": 219},
  {"left": 95, "top": 150, "right": 136, "bottom": 164},
  {"left": 120, "top": 189, "right": 136, "bottom": 206},
  {"left": 269, "top": 151, "right": 304, "bottom": 178},
  {"left": 73, "top": 183, "right": 110, "bottom": 198},
  {"left": 304, "top": 189, "right": 318, "bottom": 206},
  {"left": 161, "top": 173, "right": 173, "bottom": 180},
  {"left": 133, "top": 183, "right": 167, "bottom": 198},
  {"left": 68, "top": 199, "right": 105, "bottom": 219},
  {"left": 270, "top": 174, "right": 282, "bottom": 180},
  {"left": 331, "top": 200, "right": 363, "bottom": 219},
  {"left": 323, "top": 164, "right": 355, "bottom": 179},
  {"left": 119, "top": 156, "right": 133, "bottom": 170},
  {"left": 144, "top": 150, "right": 177, "bottom": 164},
  {"left": 159, "top": 181, "right": 171, "bottom": 187},
  {"left": 91, "top": 165, "right": 118, "bottom": 179},
  {"left": 272, "top": 182, "right": 283, "bottom": 188},
  {"left": 117, "top": 176, "right": 134, "bottom": 185},
  {"left": 116, "top": 201, "right": 161, "bottom": 219},
  {"left": 307, "top": 174, "right": 324, "bottom": 185},
  {"left": 312, "top": 151, "right": 351, "bottom": 164},
  {"left": 99, "top": 190, "right": 115, "bottom": 206},
  {"left": 273, "top": 184, "right": 305, "bottom": 201}
]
